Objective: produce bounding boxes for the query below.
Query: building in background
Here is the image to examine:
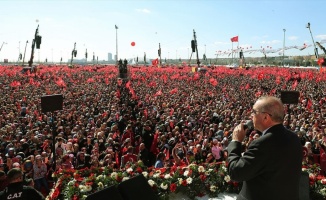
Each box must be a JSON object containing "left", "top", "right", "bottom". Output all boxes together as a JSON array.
[{"left": 108, "top": 53, "right": 112, "bottom": 61}]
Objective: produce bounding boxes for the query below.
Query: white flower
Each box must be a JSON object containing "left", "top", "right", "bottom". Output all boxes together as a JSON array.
[
  {"left": 183, "top": 170, "right": 189, "bottom": 177},
  {"left": 198, "top": 166, "right": 205, "bottom": 173},
  {"left": 79, "top": 185, "right": 87, "bottom": 193},
  {"left": 210, "top": 185, "right": 217, "bottom": 192},
  {"left": 82, "top": 195, "right": 87, "bottom": 200},
  {"left": 178, "top": 178, "right": 183, "bottom": 185},
  {"left": 126, "top": 168, "right": 133, "bottom": 173},
  {"left": 222, "top": 166, "right": 227, "bottom": 172},
  {"left": 153, "top": 173, "right": 160, "bottom": 178},
  {"left": 85, "top": 185, "right": 92, "bottom": 192},
  {"left": 208, "top": 168, "right": 213, "bottom": 172},
  {"left": 164, "top": 174, "right": 171, "bottom": 179},
  {"left": 98, "top": 182, "right": 104, "bottom": 189},
  {"left": 96, "top": 175, "right": 104, "bottom": 180},
  {"left": 302, "top": 168, "right": 307, "bottom": 171},
  {"left": 122, "top": 177, "right": 129, "bottom": 182},
  {"left": 224, "top": 175, "right": 231, "bottom": 182},
  {"left": 142, "top": 171, "right": 148, "bottom": 178},
  {"left": 160, "top": 183, "right": 168, "bottom": 190},
  {"left": 67, "top": 180, "right": 75, "bottom": 186},
  {"left": 186, "top": 177, "right": 193, "bottom": 184},
  {"left": 111, "top": 172, "right": 118, "bottom": 179},
  {"left": 148, "top": 179, "right": 156, "bottom": 187}
]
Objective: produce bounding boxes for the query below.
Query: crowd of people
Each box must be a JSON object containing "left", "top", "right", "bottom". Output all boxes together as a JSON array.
[{"left": 0, "top": 64, "right": 325, "bottom": 198}]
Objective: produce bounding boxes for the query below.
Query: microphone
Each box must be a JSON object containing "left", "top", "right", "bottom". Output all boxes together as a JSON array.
[
  {"left": 228, "top": 120, "right": 253, "bottom": 140},
  {"left": 243, "top": 120, "right": 253, "bottom": 130}
]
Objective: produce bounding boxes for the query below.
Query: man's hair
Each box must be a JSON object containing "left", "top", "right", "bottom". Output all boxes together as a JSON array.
[
  {"left": 7, "top": 168, "right": 23, "bottom": 182},
  {"left": 257, "top": 96, "right": 285, "bottom": 123}
]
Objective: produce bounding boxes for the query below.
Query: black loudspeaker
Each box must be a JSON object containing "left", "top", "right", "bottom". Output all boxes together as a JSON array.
[
  {"left": 280, "top": 91, "right": 299, "bottom": 104},
  {"left": 41, "top": 94, "right": 63, "bottom": 113},
  {"left": 118, "top": 175, "right": 158, "bottom": 200},
  {"left": 239, "top": 51, "right": 243, "bottom": 58},
  {"left": 85, "top": 185, "right": 123, "bottom": 200},
  {"left": 191, "top": 40, "right": 196, "bottom": 52},
  {"left": 299, "top": 171, "right": 310, "bottom": 200}
]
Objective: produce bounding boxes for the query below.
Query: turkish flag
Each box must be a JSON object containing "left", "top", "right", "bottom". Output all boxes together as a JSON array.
[
  {"left": 231, "top": 36, "right": 238, "bottom": 42},
  {"left": 152, "top": 58, "right": 159, "bottom": 66}
]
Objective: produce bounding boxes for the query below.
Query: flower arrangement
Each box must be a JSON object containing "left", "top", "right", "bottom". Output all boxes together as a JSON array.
[
  {"left": 302, "top": 162, "right": 326, "bottom": 200},
  {"left": 46, "top": 161, "right": 326, "bottom": 200}
]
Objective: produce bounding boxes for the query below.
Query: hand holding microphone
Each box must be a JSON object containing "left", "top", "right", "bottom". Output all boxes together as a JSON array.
[{"left": 232, "top": 120, "right": 253, "bottom": 142}]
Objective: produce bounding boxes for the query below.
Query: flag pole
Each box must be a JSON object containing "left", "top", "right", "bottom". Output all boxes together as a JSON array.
[{"left": 231, "top": 42, "right": 233, "bottom": 65}]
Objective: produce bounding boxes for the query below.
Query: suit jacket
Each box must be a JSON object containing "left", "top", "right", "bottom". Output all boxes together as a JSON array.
[{"left": 228, "top": 124, "right": 302, "bottom": 200}]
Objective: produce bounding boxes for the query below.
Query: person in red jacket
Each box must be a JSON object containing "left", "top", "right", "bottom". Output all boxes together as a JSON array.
[{"left": 120, "top": 146, "right": 137, "bottom": 168}]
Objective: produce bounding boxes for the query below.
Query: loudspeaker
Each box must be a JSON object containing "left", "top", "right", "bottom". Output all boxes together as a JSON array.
[
  {"left": 118, "top": 175, "right": 158, "bottom": 200},
  {"left": 41, "top": 94, "right": 63, "bottom": 113},
  {"left": 191, "top": 40, "right": 196, "bottom": 52},
  {"left": 280, "top": 91, "right": 299, "bottom": 104},
  {"left": 85, "top": 185, "right": 123, "bottom": 200}
]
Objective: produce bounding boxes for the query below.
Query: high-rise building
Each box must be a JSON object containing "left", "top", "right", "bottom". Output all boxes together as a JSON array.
[
  {"left": 114, "top": 55, "right": 117, "bottom": 61},
  {"left": 108, "top": 53, "right": 112, "bottom": 61}
]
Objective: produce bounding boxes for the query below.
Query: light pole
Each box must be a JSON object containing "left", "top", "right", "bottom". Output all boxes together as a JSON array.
[
  {"left": 306, "top": 22, "right": 318, "bottom": 59},
  {"left": 22, "top": 40, "right": 28, "bottom": 66},
  {"left": 115, "top": 25, "right": 118, "bottom": 65},
  {"left": 283, "top": 29, "right": 286, "bottom": 67},
  {"left": 18, "top": 41, "right": 21, "bottom": 62}
]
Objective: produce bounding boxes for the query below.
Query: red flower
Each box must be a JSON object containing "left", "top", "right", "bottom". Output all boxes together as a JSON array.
[
  {"left": 170, "top": 183, "right": 177, "bottom": 192},
  {"left": 197, "top": 192, "right": 205, "bottom": 197},
  {"left": 200, "top": 174, "right": 206, "bottom": 181},
  {"left": 182, "top": 180, "right": 187, "bottom": 186},
  {"left": 232, "top": 181, "right": 239, "bottom": 187},
  {"left": 136, "top": 167, "right": 142, "bottom": 173},
  {"left": 52, "top": 187, "right": 60, "bottom": 199},
  {"left": 73, "top": 195, "right": 79, "bottom": 200}
]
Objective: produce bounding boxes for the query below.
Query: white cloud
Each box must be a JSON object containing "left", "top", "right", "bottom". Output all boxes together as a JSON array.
[
  {"left": 316, "top": 35, "right": 326, "bottom": 40},
  {"left": 135, "top": 8, "right": 151, "bottom": 14},
  {"left": 288, "top": 36, "right": 298, "bottom": 41}
]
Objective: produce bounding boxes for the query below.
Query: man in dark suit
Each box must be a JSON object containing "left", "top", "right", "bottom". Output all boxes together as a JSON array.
[{"left": 228, "top": 96, "right": 302, "bottom": 200}]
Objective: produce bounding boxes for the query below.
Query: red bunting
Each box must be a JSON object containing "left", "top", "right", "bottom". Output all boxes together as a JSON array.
[{"left": 150, "top": 133, "right": 159, "bottom": 155}]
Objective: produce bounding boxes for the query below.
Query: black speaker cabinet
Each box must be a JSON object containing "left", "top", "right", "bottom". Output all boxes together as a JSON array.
[
  {"left": 280, "top": 91, "right": 299, "bottom": 104},
  {"left": 85, "top": 185, "right": 123, "bottom": 200},
  {"left": 41, "top": 94, "right": 63, "bottom": 113},
  {"left": 117, "top": 175, "right": 158, "bottom": 200}
]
